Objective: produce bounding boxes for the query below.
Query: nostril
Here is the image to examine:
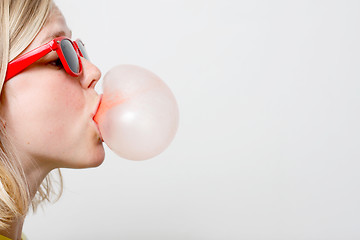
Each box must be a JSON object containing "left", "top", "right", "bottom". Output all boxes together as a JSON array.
[{"left": 88, "top": 79, "right": 97, "bottom": 88}]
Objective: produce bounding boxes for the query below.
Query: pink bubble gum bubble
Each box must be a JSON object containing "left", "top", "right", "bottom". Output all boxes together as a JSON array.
[{"left": 93, "top": 64, "right": 179, "bottom": 161}]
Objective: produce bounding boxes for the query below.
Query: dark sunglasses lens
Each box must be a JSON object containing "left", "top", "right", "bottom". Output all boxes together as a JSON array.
[
  {"left": 60, "top": 39, "right": 80, "bottom": 73},
  {"left": 76, "top": 40, "right": 90, "bottom": 60}
]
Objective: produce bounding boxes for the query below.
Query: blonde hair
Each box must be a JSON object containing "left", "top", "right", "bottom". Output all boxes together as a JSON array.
[{"left": 0, "top": 0, "right": 63, "bottom": 229}]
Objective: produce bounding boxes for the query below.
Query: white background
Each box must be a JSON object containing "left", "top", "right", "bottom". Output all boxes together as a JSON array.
[{"left": 23, "top": 0, "right": 360, "bottom": 239}]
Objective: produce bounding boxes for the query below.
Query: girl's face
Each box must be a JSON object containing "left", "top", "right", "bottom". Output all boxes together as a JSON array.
[{"left": 0, "top": 6, "right": 105, "bottom": 170}]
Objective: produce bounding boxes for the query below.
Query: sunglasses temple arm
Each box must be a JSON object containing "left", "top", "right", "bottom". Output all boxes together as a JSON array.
[{"left": 5, "top": 43, "right": 54, "bottom": 81}]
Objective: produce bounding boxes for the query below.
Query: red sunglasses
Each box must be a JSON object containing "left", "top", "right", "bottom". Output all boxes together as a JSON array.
[{"left": 5, "top": 36, "right": 89, "bottom": 81}]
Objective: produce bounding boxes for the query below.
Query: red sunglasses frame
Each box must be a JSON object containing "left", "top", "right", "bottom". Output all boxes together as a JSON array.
[{"left": 5, "top": 37, "right": 86, "bottom": 82}]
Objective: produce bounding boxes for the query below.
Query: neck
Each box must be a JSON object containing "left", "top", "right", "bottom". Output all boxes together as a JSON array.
[
  {"left": 0, "top": 218, "right": 24, "bottom": 240},
  {"left": 23, "top": 158, "right": 54, "bottom": 199}
]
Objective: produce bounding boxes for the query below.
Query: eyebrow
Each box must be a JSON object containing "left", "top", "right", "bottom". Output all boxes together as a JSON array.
[{"left": 41, "top": 30, "right": 73, "bottom": 44}]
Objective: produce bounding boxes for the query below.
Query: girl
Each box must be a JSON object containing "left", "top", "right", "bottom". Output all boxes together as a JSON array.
[{"left": 0, "top": 1, "right": 104, "bottom": 239}]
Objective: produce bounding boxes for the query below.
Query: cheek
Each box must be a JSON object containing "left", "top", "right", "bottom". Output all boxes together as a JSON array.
[
  {"left": 3, "top": 72, "right": 85, "bottom": 151},
  {"left": 31, "top": 81, "right": 83, "bottom": 125},
  {"left": 42, "top": 82, "right": 84, "bottom": 120}
]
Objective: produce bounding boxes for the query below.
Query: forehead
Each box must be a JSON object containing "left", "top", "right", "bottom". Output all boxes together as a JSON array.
[{"left": 27, "top": 5, "right": 72, "bottom": 49}]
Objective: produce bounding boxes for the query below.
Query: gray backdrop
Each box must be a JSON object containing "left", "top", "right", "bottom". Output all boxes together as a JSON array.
[{"left": 24, "top": 0, "right": 360, "bottom": 239}]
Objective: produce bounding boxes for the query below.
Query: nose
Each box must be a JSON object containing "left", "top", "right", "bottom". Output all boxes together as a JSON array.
[{"left": 79, "top": 57, "right": 101, "bottom": 89}]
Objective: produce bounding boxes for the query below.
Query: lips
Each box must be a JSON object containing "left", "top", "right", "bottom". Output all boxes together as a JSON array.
[
  {"left": 92, "top": 94, "right": 103, "bottom": 122},
  {"left": 92, "top": 94, "right": 103, "bottom": 142}
]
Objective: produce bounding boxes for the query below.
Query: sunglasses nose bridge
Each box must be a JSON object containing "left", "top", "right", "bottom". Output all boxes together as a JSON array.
[{"left": 75, "top": 39, "right": 90, "bottom": 60}]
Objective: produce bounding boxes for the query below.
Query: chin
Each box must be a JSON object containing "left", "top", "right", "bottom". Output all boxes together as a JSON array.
[
  {"left": 72, "top": 143, "right": 106, "bottom": 169},
  {"left": 87, "top": 145, "right": 106, "bottom": 168}
]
